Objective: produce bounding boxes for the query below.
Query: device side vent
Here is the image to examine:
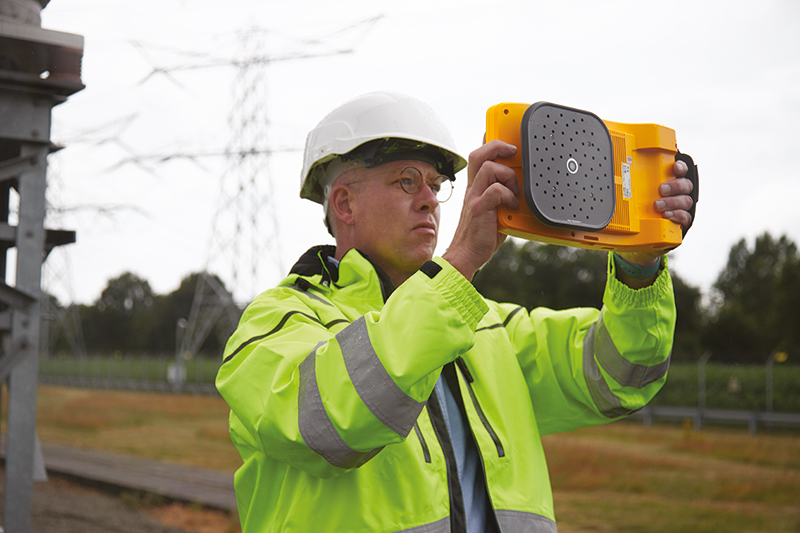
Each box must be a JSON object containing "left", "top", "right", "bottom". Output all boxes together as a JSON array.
[
  {"left": 611, "top": 133, "right": 627, "bottom": 177},
  {"left": 608, "top": 183, "right": 631, "bottom": 231},
  {"left": 607, "top": 133, "right": 631, "bottom": 231}
]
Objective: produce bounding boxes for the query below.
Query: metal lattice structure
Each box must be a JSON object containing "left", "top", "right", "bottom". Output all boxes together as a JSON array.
[
  {"left": 40, "top": 154, "right": 87, "bottom": 359},
  {"left": 132, "top": 22, "right": 381, "bottom": 363},
  {"left": 180, "top": 30, "right": 283, "bottom": 360},
  {"left": 0, "top": 1, "right": 84, "bottom": 531}
]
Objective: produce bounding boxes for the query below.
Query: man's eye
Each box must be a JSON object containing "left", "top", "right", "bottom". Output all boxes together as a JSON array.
[
  {"left": 400, "top": 177, "right": 415, "bottom": 188},
  {"left": 428, "top": 181, "right": 441, "bottom": 193}
]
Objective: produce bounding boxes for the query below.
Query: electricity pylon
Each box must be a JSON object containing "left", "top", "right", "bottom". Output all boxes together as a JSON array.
[
  {"left": 129, "top": 18, "right": 383, "bottom": 360},
  {"left": 41, "top": 152, "right": 87, "bottom": 359},
  {"left": 180, "top": 29, "right": 282, "bottom": 359}
]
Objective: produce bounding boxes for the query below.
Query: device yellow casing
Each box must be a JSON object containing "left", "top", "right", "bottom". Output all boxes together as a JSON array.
[{"left": 486, "top": 102, "right": 683, "bottom": 253}]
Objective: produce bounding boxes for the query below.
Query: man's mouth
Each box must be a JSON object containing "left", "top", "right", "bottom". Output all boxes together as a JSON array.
[{"left": 413, "top": 221, "right": 437, "bottom": 234}]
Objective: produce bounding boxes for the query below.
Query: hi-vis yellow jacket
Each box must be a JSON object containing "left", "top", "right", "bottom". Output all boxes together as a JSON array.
[{"left": 216, "top": 245, "right": 675, "bottom": 533}]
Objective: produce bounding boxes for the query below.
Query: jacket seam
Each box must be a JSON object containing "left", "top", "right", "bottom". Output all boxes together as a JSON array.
[
  {"left": 224, "top": 311, "right": 345, "bottom": 364},
  {"left": 476, "top": 306, "right": 525, "bottom": 332}
]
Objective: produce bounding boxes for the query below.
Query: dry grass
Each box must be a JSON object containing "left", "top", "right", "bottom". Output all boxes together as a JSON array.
[
  {"left": 1, "top": 386, "right": 241, "bottom": 532},
  {"left": 543, "top": 423, "right": 800, "bottom": 532},
  {"left": 33, "top": 385, "right": 241, "bottom": 472},
  {"left": 12, "top": 386, "right": 800, "bottom": 532}
]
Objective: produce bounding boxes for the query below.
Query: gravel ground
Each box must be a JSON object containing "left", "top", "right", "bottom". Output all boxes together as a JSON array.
[{"left": 0, "top": 467, "right": 188, "bottom": 533}]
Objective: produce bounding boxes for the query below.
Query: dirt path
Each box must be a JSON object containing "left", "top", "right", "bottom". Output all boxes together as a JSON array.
[{"left": 0, "top": 468, "right": 189, "bottom": 533}]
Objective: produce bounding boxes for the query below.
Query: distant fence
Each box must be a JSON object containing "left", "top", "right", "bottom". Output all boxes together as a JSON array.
[
  {"left": 630, "top": 406, "right": 800, "bottom": 435},
  {"left": 648, "top": 362, "right": 800, "bottom": 413},
  {"left": 38, "top": 355, "right": 220, "bottom": 395},
  {"left": 38, "top": 358, "right": 800, "bottom": 432}
]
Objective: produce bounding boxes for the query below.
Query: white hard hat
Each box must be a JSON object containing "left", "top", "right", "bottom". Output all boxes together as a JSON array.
[{"left": 300, "top": 91, "right": 468, "bottom": 205}]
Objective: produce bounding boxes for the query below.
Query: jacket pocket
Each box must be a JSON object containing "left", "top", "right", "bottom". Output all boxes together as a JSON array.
[
  {"left": 456, "top": 357, "right": 505, "bottom": 458},
  {"left": 412, "top": 422, "right": 431, "bottom": 463}
]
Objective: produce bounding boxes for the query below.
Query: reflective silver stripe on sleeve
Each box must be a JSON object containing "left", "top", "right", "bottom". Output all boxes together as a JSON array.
[
  {"left": 298, "top": 341, "right": 382, "bottom": 469},
  {"left": 396, "top": 517, "right": 450, "bottom": 533},
  {"left": 582, "top": 321, "right": 638, "bottom": 419},
  {"left": 495, "top": 510, "right": 558, "bottom": 533},
  {"left": 337, "top": 316, "right": 425, "bottom": 437},
  {"left": 592, "top": 312, "right": 670, "bottom": 389}
]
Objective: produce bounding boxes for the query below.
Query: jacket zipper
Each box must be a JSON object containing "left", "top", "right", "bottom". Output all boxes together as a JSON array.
[
  {"left": 455, "top": 357, "right": 505, "bottom": 458},
  {"left": 426, "top": 390, "right": 466, "bottom": 533},
  {"left": 445, "top": 360, "right": 504, "bottom": 533}
]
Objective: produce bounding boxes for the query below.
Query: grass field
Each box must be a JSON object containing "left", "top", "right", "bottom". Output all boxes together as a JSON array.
[
  {"left": 39, "top": 355, "right": 220, "bottom": 387},
  {"left": 6, "top": 386, "right": 800, "bottom": 532},
  {"left": 33, "top": 386, "right": 239, "bottom": 471},
  {"left": 544, "top": 424, "right": 800, "bottom": 532},
  {"left": 38, "top": 358, "right": 800, "bottom": 412}
]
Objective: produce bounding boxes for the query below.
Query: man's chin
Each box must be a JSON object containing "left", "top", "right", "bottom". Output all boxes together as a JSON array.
[{"left": 411, "top": 250, "right": 436, "bottom": 270}]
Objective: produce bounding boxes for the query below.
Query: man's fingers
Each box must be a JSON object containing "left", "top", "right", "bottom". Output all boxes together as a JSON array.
[
  {"left": 659, "top": 177, "right": 694, "bottom": 197},
  {"left": 470, "top": 160, "right": 519, "bottom": 199},
  {"left": 655, "top": 195, "right": 693, "bottom": 213},
  {"left": 663, "top": 209, "right": 693, "bottom": 228},
  {"left": 473, "top": 182, "right": 520, "bottom": 211},
  {"left": 468, "top": 140, "right": 517, "bottom": 185},
  {"left": 655, "top": 188, "right": 693, "bottom": 228},
  {"left": 673, "top": 159, "right": 689, "bottom": 178}
]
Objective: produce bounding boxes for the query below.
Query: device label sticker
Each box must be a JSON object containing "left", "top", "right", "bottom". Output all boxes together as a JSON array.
[{"left": 622, "top": 163, "right": 632, "bottom": 199}]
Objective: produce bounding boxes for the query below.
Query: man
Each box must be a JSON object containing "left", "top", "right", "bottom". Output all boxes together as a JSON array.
[{"left": 216, "top": 91, "right": 694, "bottom": 532}]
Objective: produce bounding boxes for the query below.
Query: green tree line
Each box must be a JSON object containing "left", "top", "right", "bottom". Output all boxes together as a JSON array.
[
  {"left": 49, "top": 231, "right": 799, "bottom": 364},
  {"left": 51, "top": 272, "right": 235, "bottom": 357},
  {"left": 473, "top": 231, "right": 799, "bottom": 364}
]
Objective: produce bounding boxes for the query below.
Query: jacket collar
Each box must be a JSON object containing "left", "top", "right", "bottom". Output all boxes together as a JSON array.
[
  {"left": 289, "top": 245, "right": 396, "bottom": 302},
  {"left": 290, "top": 245, "right": 337, "bottom": 278}
]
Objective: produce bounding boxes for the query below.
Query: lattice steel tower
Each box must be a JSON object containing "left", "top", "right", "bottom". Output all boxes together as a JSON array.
[
  {"left": 0, "top": 1, "right": 84, "bottom": 531},
  {"left": 41, "top": 154, "right": 87, "bottom": 359},
  {"left": 181, "top": 29, "right": 283, "bottom": 358}
]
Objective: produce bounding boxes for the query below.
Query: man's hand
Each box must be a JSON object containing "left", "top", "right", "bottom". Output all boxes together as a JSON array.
[
  {"left": 616, "top": 159, "right": 695, "bottom": 269},
  {"left": 443, "top": 140, "right": 520, "bottom": 281},
  {"left": 655, "top": 159, "right": 695, "bottom": 230}
]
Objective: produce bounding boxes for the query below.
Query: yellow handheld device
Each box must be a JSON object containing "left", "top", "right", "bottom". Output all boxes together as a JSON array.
[{"left": 486, "top": 102, "right": 698, "bottom": 253}]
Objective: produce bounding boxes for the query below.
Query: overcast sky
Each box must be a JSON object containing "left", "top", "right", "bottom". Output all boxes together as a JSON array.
[{"left": 37, "top": 0, "right": 800, "bottom": 306}]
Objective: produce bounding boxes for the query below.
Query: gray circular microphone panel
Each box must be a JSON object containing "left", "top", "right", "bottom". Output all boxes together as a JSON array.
[{"left": 521, "top": 102, "right": 615, "bottom": 231}]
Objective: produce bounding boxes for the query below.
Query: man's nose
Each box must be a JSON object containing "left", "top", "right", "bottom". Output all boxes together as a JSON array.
[{"left": 416, "top": 181, "right": 440, "bottom": 211}]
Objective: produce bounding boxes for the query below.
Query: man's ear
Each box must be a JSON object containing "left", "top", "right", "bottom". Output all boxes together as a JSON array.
[{"left": 329, "top": 184, "right": 357, "bottom": 227}]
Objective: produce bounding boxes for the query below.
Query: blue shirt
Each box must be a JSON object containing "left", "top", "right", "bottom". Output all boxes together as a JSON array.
[{"left": 434, "top": 374, "right": 495, "bottom": 533}]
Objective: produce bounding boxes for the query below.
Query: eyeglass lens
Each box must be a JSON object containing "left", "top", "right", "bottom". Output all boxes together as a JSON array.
[{"left": 399, "top": 167, "right": 453, "bottom": 202}]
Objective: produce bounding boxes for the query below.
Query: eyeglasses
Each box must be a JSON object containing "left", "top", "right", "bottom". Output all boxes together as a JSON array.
[
  {"left": 397, "top": 166, "right": 454, "bottom": 202},
  {"left": 350, "top": 166, "right": 454, "bottom": 202}
]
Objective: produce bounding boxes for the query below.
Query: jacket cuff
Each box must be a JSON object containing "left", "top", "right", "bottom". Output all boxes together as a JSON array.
[
  {"left": 419, "top": 257, "right": 489, "bottom": 330},
  {"left": 606, "top": 253, "right": 673, "bottom": 308}
]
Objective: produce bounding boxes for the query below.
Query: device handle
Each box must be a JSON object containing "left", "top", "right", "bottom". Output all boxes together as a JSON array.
[{"left": 675, "top": 151, "right": 699, "bottom": 237}]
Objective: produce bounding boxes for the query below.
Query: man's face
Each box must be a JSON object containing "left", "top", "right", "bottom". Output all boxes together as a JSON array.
[{"left": 346, "top": 159, "right": 443, "bottom": 282}]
